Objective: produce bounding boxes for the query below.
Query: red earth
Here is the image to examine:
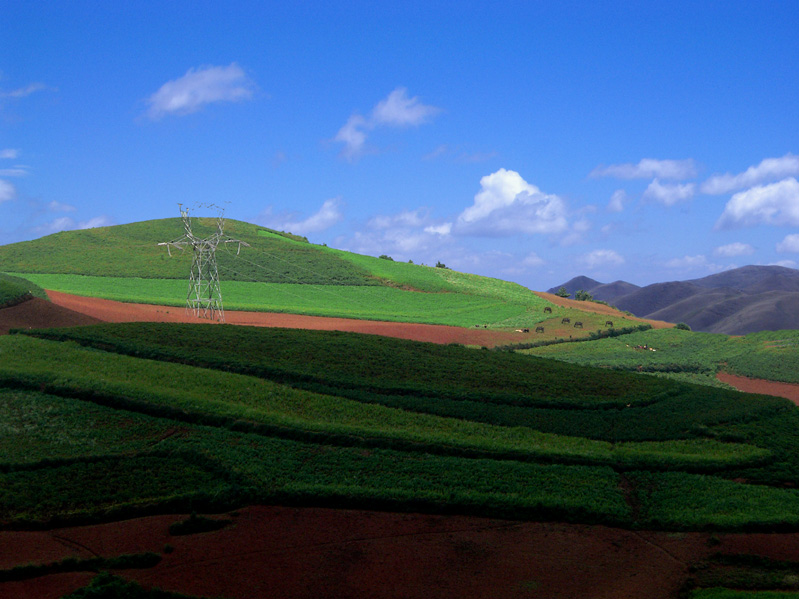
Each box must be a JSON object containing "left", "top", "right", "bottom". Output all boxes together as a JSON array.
[{"left": 4, "top": 292, "right": 799, "bottom": 598}]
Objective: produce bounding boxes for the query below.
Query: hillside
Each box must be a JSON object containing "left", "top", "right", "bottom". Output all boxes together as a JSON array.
[
  {"left": 0, "top": 218, "right": 656, "bottom": 333},
  {"left": 550, "top": 265, "right": 799, "bottom": 334}
]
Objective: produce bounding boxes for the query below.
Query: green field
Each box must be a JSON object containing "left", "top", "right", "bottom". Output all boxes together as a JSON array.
[
  {"left": 520, "top": 327, "right": 799, "bottom": 385},
  {"left": 2, "top": 323, "right": 799, "bottom": 539}
]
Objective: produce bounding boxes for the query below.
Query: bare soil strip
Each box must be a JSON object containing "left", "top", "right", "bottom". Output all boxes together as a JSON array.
[{"left": 717, "top": 371, "right": 799, "bottom": 405}]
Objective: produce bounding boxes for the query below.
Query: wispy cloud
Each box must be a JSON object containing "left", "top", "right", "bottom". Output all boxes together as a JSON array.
[
  {"left": 579, "top": 249, "right": 625, "bottom": 269},
  {"left": 607, "top": 189, "right": 627, "bottom": 213},
  {"left": 716, "top": 177, "right": 799, "bottom": 229},
  {"left": 48, "top": 200, "right": 77, "bottom": 212},
  {"left": 0, "top": 180, "right": 15, "bottom": 203},
  {"left": 590, "top": 158, "right": 697, "bottom": 180},
  {"left": 701, "top": 154, "right": 799, "bottom": 195},
  {"left": 713, "top": 242, "right": 754, "bottom": 257},
  {"left": 664, "top": 254, "right": 724, "bottom": 273},
  {"left": 0, "top": 83, "right": 50, "bottom": 100},
  {"left": 260, "top": 198, "right": 344, "bottom": 236},
  {"left": 1, "top": 149, "right": 19, "bottom": 159},
  {"left": 454, "top": 168, "right": 569, "bottom": 236},
  {"left": 144, "top": 63, "right": 255, "bottom": 120},
  {"left": 35, "top": 215, "right": 112, "bottom": 235},
  {"left": 643, "top": 179, "right": 696, "bottom": 206},
  {"left": 334, "top": 87, "right": 440, "bottom": 161},
  {"left": 777, "top": 234, "right": 799, "bottom": 254}
]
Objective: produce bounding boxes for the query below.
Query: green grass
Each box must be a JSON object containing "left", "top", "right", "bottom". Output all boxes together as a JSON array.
[
  {"left": 0, "top": 335, "right": 768, "bottom": 471},
  {"left": 520, "top": 327, "right": 799, "bottom": 385},
  {"left": 0, "top": 272, "right": 48, "bottom": 307}
]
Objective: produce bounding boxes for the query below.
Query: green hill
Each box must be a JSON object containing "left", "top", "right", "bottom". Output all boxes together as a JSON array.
[{"left": 0, "top": 217, "right": 578, "bottom": 328}]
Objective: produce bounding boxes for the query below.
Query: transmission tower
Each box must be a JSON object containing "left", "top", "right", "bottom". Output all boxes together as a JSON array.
[{"left": 158, "top": 204, "right": 248, "bottom": 322}]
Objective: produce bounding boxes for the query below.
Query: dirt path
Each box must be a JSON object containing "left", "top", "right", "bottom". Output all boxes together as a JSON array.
[
  {"left": 533, "top": 291, "right": 673, "bottom": 329},
  {"left": 717, "top": 371, "right": 799, "bottom": 405}
]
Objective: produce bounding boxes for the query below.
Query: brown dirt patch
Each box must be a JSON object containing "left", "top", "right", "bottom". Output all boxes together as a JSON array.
[
  {"left": 0, "top": 506, "right": 726, "bottom": 599},
  {"left": 0, "top": 297, "right": 102, "bottom": 335},
  {"left": 717, "top": 371, "right": 799, "bottom": 405},
  {"left": 43, "top": 290, "right": 534, "bottom": 348}
]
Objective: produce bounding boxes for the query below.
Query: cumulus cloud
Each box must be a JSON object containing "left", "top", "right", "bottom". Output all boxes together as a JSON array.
[
  {"left": 643, "top": 179, "right": 696, "bottom": 206},
  {"left": 590, "top": 158, "right": 697, "bottom": 180},
  {"left": 713, "top": 242, "right": 755, "bottom": 258},
  {"left": 454, "top": 168, "right": 568, "bottom": 236},
  {"left": 580, "top": 249, "right": 625, "bottom": 269},
  {"left": 777, "top": 234, "right": 799, "bottom": 254},
  {"left": 522, "top": 252, "right": 545, "bottom": 267},
  {"left": 701, "top": 154, "right": 799, "bottom": 195},
  {"left": 334, "top": 87, "right": 439, "bottom": 161},
  {"left": 716, "top": 177, "right": 799, "bottom": 229},
  {"left": 144, "top": 63, "right": 254, "bottom": 120},
  {"left": 0, "top": 179, "right": 15, "bottom": 202},
  {"left": 260, "top": 198, "right": 343, "bottom": 236}
]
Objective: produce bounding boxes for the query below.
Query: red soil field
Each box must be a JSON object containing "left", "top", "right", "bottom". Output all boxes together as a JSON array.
[{"left": 4, "top": 293, "right": 799, "bottom": 598}]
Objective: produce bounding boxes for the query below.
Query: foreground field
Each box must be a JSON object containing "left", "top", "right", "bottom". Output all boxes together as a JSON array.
[{"left": 5, "top": 295, "right": 799, "bottom": 597}]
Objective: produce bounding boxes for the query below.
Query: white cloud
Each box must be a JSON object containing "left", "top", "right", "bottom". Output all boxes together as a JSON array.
[
  {"left": 664, "top": 255, "right": 726, "bottom": 273},
  {"left": 522, "top": 252, "right": 545, "bottom": 267},
  {"left": 48, "top": 201, "right": 77, "bottom": 212},
  {"left": 777, "top": 234, "right": 799, "bottom": 254},
  {"left": 371, "top": 87, "right": 440, "bottom": 127},
  {"left": 144, "top": 63, "right": 254, "bottom": 120},
  {"left": 643, "top": 179, "right": 696, "bottom": 206},
  {"left": 716, "top": 177, "right": 799, "bottom": 229},
  {"left": 590, "top": 158, "right": 697, "bottom": 180},
  {"left": 334, "top": 87, "right": 439, "bottom": 161},
  {"left": 424, "top": 222, "right": 452, "bottom": 236},
  {"left": 0, "top": 167, "right": 27, "bottom": 177},
  {"left": 261, "top": 198, "right": 343, "bottom": 236},
  {"left": 78, "top": 216, "right": 112, "bottom": 229},
  {"left": 0, "top": 179, "right": 15, "bottom": 202},
  {"left": 0, "top": 83, "right": 49, "bottom": 99},
  {"left": 454, "top": 168, "right": 568, "bottom": 236},
  {"left": 0, "top": 149, "right": 19, "bottom": 159},
  {"left": 369, "top": 209, "right": 428, "bottom": 230},
  {"left": 607, "top": 189, "right": 627, "bottom": 213},
  {"left": 701, "top": 154, "right": 799, "bottom": 195},
  {"left": 713, "top": 242, "right": 755, "bottom": 257},
  {"left": 580, "top": 249, "right": 624, "bottom": 269},
  {"left": 773, "top": 259, "right": 798, "bottom": 268},
  {"left": 35, "top": 215, "right": 113, "bottom": 235}
]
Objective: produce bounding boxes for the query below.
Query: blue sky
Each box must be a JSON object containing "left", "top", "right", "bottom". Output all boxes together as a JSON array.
[{"left": 2, "top": 1, "right": 798, "bottom": 290}]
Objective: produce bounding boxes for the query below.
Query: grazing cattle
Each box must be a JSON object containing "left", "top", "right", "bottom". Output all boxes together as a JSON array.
[
  {"left": 605, "top": 321, "right": 613, "bottom": 327},
  {"left": 523, "top": 328, "right": 530, "bottom": 333},
  {"left": 561, "top": 317, "right": 570, "bottom": 324},
  {"left": 535, "top": 326, "right": 545, "bottom": 333},
  {"left": 574, "top": 321, "right": 583, "bottom": 328},
  {"left": 544, "top": 307, "right": 552, "bottom": 313}
]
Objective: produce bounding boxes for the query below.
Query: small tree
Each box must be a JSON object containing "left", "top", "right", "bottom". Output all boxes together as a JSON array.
[
  {"left": 555, "top": 287, "right": 571, "bottom": 298},
  {"left": 435, "top": 261, "right": 448, "bottom": 269},
  {"left": 675, "top": 322, "right": 691, "bottom": 331},
  {"left": 574, "top": 289, "right": 594, "bottom": 301},
  {"left": 378, "top": 254, "right": 393, "bottom": 261}
]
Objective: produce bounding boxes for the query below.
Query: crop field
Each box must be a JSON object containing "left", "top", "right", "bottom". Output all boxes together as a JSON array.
[
  {"left": 0, "top": 273, "right": 47, "bottom": 308},
  {"left": 520, "top": 327, "right": 799, "bottom": 385},
  {"left": 2, "top": 322, "right": 799, "bottom": 539}
]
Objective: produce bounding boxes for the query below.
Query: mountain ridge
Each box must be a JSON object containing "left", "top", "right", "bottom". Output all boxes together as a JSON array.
[{"left": 548, "top": 265, "right": 799, "bottom": 334}]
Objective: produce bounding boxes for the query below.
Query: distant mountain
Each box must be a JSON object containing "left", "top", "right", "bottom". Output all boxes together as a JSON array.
[{"left": 549, "top": 265, "right": 799, "bottom": 335}]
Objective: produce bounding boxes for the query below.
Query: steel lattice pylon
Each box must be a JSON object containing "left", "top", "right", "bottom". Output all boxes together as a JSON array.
[{"left": 158, "top": 204, "right": 248, "bottom": 322}]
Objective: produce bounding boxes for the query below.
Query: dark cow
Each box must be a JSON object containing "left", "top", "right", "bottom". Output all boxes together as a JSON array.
[
  {"left": 535, "top": 326, "right": 545, "bottom": 333},
  {"left": 605, "top": 321, "right": 614, "bottom": 327},
  {"left": 574, "top": 321, "right": 583, "bottom": 328},
  {"left": 544, "top": 307, "right": 552, "bottom": 313},
  {"left": 561, "top": 317, "right": 570, "bottom": 324}
]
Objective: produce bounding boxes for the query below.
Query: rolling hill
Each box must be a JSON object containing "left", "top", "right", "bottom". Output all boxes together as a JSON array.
[{"left": 550, "top": 265, "right": 799, "bottom": 334}]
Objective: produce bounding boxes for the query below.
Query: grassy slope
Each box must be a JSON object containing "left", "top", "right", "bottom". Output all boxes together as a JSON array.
[
  {"left": 0, "top": 273, "right": 48, "bottom": 307},
  {"left": 520, "top": 327, "right": 799, "bottom": 384}
]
